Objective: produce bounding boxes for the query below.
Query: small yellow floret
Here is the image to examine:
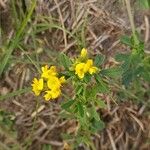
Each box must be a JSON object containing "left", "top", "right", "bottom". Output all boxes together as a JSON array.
[
  {"left": 75, "top": 63, "right": 86, "bottom": 79},
  {"left": 47, "top": 76, "right": 61, "bottom": 90},
  {"left": 44, "top": 89, "right": 61, "bottom": 101},
  {"left": 31, "top": 78, "right": 43, "bottom": 96},
  {"left": 89, "top": 66, "right": 98, "bottom": 74},
  {"left": 84, "top": 59, "right": 93, "bottom": 72},
  {"left": 41, "top": 65, "right": 57, "bottom": 79},
  {"left": 80, "top": 48, "right": 87, "bottom": 58},
  {"left": 74, "top": 59, "right": 98, "bottom": 79}
]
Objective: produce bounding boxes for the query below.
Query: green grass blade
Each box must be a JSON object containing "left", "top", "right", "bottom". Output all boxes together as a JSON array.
[
  {"left": 18, "top": 45, "right": 41, "bottom": 73},
  {"left": 35, "top": 23, "right": 81, "bottom": 46},
  {"left": 0, "top": 0, "right": 37, "bottom": 76},
  {"left": 11, "top": 0, "right": 19, "bottom": 29},
  {"left": 0, "top": 87, "right": 31, "bottom": 101}
]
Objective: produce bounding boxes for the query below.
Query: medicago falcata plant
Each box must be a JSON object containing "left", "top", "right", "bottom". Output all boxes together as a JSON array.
[{"left": 31, "top": 48, "right": 109, "bottom": 149}]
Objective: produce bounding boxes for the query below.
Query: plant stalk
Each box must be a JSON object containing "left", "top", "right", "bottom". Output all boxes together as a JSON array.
[{"left": 124, "top": 0, "right": 139, "bottom": 45}]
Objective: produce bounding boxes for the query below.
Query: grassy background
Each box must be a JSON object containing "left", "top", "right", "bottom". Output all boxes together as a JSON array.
[{"left": 0, "top": 0, "right": 150, "bottom": 150}]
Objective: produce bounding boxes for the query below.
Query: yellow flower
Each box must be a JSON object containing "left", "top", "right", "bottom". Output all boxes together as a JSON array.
[
  {"left": 31, "top": 78, "right": 43, "bottom": 96},
  {"left": 80, "top": 48, "right": 87, "bottom": 58},
  {"left": 85, "top": 59, "right": 98, "bottom": 74},
  {"left": 75, "top": 59, "right": 98, "bottom": 79},
  {"left": 75, "top": 63, "right": 86, "bottom": 79},
  {"left": 47, "top": 76, "right": 61, "bottom": 90},
  {"left": 84, "top": 59, "right": 93, "bottom": 72},
  {"left": 44, "top": 89, "right": 61, "bottom": 101},
  {"left": 41, "top": 65, "right": 57, "bottom": 79},
  {"left": 69, "top": 58, "right": 80, "bottom": 71},
  {"left": 59, "top": 76, "right": 66, "bottom": 84},
  {"left": 89, "top": 66, "right": 98, "bottom": 74}
]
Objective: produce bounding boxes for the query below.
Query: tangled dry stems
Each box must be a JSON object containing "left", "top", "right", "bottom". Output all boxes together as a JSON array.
[{"left": 0, "top": 0, "right": 150, "bottom": 149}]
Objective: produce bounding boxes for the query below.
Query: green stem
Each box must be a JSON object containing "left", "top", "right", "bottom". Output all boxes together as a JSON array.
[{"left": 124, "top": 0, "right": 139, "bottom": 45}]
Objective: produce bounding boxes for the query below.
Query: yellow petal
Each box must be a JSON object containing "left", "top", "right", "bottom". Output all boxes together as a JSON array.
[
  {"left": 51, "top": 89, "right": 61, "bottom": 99},
  {"left": 41, "top": 65, "right": 48, "bottom": 73},
  {"left": 78, "top": 72, "right": 85, "bottom": 79},
  {"left": 75, "top": 63, "right": 85, "bottom": 74},
  {"left": 80, "top": 48, "right": 87, "bottom": 58},
  {"left": 41, "top": 65, "right": 57, "bottom": 79},
  {"left": 41, "top": 65, "right": 49, "bottom": 78},
  {"left": 50, "top": 66, "right": 56, "bottom": 72},
  {"left": 47, "top": 76, "right": 61, "bottom": 90},
  {"left": 44, "top": 89, "right": 61, "bottom": 101},
  {"left": 49, "top": 66, "right": 57, "bottom": 76},
  {"left": 38, "top": 78, "right": 44, "bottom": 90},
  {"left": 84, "top": 59, "right": 93, "bottom": 72},
  {"left": 86, "top": 59, "right": 93, "bottom": 66},
  {"left": 31, "top": 78, "right": 43, "bottom": 96},
  {"left": 32, "top": 87, "right": 41, "bottom": 96},
  {"left": 89, "top": 66, "right": 98, "bottom": 74},
  {"left": 44, "top": 91, "right": 52, "bottom": 101},
  {"left": 75, "top": 63, "right": 86, "bottom": 79},
  {"left": 59, "top": 76, "right": 66, "bottom": 84}
]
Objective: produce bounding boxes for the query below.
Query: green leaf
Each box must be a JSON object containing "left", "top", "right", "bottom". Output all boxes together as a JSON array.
[
  {"left": 61, "top": 99, "right": 75, "bottom": 110},
  {"left": 143, "top": 56, "right": 150, "bottom": 69},
  {"left": 115, "top": 53, "right": 131, "bottom": 72},
  {"left": 42, "top": 144, "right": 52, "bottom": 150},
  {"left": 61, "top": 133, "right": 74, "bottom": 140},
  {"left": 75, "top": 85, "right": 83, "bottom": 95},
  {"left": 97, "top": 82, "right": 109, "bottom": 93},
  {"left": 81, "top": 136, "right": 96, "bottom": 150},
  {"left": 91, "top": 106, "right": 100, "bottom": 121},
  {"left": 90, "top": 118, "right": 105, "bottom": 132},
  {"left": 121, "top": 59, "right": 131, "bottom": 72},
  {"left": 94, "top": 54, "right": 105, "bottom": 66},
  {"left": 122, "top": 65, "right": 144, "bottom": 86},
  {"left": 90, "top": 82, "right": 109, "bottom": 97},
  {"left": 115, "top": 53, "right": 130, "bottom": 62},
  {"left": 83, "top": 74, "right": 91, "bottom": 83},
  {"left": 96, "top": 99, "right": 106, "bottom": 108},
  {"left": 122, "top": 70, "right": 133, "bottom": 86},
  {"left": 139, "top": 0, "right": 150, "bottom": 9},
  {"left": 120, "top": 35, "right": 132, "bottom": 46},
  {"left": 95, "top": 75, "right": 109, "bottom": 93},
  {"left": 142, "top": 69, "right": 150, "bottom": 82},
  {"left": 101, "top": 67, "right": 123, "bottom": 78},
  {"left": 77, "top": 102, "right": 84, "bottom": 117},
  {"left": 59, "top": 53, "right": 71, "bottom": 69}
]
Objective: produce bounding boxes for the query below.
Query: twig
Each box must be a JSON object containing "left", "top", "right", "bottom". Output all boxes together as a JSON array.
[
  {"left": 144, "top": 15, "right": 149, "bottom": 43},
  {"left": 130, "top": 113, "right": 144, "bottom": 131},
  {"left": 107, "top": 129, "right": 117, "bottom": 150},
  {"left": 36, "top": 137, "right": 63, "bottom": 146}
]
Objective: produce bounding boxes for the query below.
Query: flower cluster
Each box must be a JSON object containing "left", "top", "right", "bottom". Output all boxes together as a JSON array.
[
  {"left": 31, "top": 48, "right": 98, "bottom": 100},
  {"left": 32, "top": 65, "right": 65, "bottom": 101},
  {"left": 73, "top": 48, "right": 99, "bottom": 79}
]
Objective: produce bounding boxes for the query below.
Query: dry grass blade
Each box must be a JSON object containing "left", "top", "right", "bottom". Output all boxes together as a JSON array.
[
  {"left": 53, "top": 0, "right": 67, "bottom": 48},
  {"left": 107, "top": 129, "right": 117, "bottom": 150},
  {"left": 31, "top": 105, "right": 45, "bottom": 118},
  {"left": 144, "top": 15, "right": 149, "bottom": 43},
  {"left": 36, "top": 137, "right": 63, "bottom": 146},
  {"left": 129, "top": 113, "right": 144, "bottom": 131}
]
